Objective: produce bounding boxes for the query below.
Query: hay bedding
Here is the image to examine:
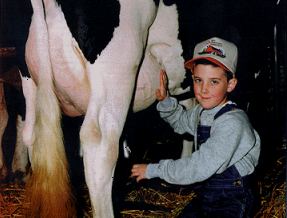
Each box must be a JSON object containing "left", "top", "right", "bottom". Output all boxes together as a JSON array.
[
  {"left": 254, "top": 154, "right": 286, "bottom": 218},
  {"left": 121, "top": 186, "right": 196, "bottom": 218},
  {"left": 254, "top": 182, "right": 285, "bottom": 218},
  {"left": 0, "top": 183, "right": 30, "bottom": 217},
  {"left": 0, "top": 181, "right": 195, "bottom": 217},
  {"left": 0, "top": 154, "right": 285, "bottom": 217}
]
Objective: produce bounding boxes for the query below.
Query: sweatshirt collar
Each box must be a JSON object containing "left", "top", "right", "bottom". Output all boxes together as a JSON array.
[{"left": 200, "top": 100, "right": 234, "bottom": 116}]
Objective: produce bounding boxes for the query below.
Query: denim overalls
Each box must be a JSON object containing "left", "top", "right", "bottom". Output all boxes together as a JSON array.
[{"left": 180, "top": 104, "right": 254, "bottom": 218}]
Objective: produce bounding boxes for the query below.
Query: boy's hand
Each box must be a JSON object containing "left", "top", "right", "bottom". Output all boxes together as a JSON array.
[
  {"left": 131, "top": 164, "right": 148, "bottom": 182},
  {"left": 156, "top": 70, "right": 168, "bottom": 101}
]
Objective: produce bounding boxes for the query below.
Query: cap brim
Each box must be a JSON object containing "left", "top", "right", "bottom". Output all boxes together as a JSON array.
[{"left": 184, "top": 57, "right": 230, "bottom": 73}]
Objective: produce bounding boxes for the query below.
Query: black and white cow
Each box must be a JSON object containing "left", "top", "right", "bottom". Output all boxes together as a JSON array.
[
  {"left": 0, "top": 49, "right": 29, "bottom": 182},
  {"left": 23, "top": 0, "right": 191, "bottom": 217}
]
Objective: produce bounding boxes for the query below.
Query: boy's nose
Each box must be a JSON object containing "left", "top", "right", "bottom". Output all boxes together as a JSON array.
[{"left": 201, "top": 83, "right": 209, "bottom": 94}]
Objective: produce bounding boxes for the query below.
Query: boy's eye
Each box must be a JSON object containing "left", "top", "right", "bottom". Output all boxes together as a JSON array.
[
  {"left": 210, "top": 80, "right": 219, "bottom": 85},
  {"left": 194, "top": 78, "right": 201, "bottom": 83}
]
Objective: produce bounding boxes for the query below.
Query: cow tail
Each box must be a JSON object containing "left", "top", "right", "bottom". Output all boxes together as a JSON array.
[{"left": 26, "top": 68, "right": 76, "bottom": 217}]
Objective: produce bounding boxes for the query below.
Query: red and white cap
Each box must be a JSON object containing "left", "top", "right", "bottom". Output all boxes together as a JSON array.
[{"left": 185, "top": 37, "right": 238, "bottom": 75}]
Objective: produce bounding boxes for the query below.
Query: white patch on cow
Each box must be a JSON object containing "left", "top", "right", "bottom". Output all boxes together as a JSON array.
[{"left": 20, "top": 76, "right": 36, "bottom": 147}]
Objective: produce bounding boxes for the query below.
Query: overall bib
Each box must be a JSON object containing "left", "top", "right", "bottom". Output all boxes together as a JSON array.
[{"left": 180, "top": 104, "right": 254, "bottom": 218}]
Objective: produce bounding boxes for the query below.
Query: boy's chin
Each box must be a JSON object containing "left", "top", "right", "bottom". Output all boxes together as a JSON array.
[
  {"left": 199, "top": 99, "right": 228, "bottom": 110},
  {"left": 202, "top": 106, "right": 215, "bottom": 110},
  {"left": 200, "top": 102, "right": 218, "bottom": 110}
]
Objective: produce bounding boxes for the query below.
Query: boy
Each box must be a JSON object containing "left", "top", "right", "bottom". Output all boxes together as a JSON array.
[{"left": 131, "top": 37, "right": 261, "bottom": 217}]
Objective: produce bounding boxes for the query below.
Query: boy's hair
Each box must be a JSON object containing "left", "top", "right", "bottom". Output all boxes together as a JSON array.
[{"left": 193, "top": 59, "right": 234, "bottom": 81}]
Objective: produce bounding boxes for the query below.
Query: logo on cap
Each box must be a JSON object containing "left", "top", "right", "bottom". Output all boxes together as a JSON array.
[{"left": 198, "top": 45, "right": 226, "bottom": 58}]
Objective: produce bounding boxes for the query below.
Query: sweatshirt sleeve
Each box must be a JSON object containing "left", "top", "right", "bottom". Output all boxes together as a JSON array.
[
  {"left": 156, "top": 97, "right": 198, "bottom": 135},
  {"left": 145, "top": 111, "right": 260, "bottom": 185}
]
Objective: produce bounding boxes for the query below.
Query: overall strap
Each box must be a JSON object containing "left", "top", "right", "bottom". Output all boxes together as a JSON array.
[
  {"left": 214, "top": 103, "right": 237, "bottom": 120},
  {"left": 197, "top": 103, "right": 238, "bottom": 146}
]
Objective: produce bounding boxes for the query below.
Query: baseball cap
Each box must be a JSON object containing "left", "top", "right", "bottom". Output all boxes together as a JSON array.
[{"left": 185, "top": 37, "right": 238, "bottom": 74}]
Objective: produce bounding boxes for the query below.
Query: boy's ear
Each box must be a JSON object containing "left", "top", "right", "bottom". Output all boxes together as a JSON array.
[{"left": 227, "top": 78, "right": 238, "bottom": 92}]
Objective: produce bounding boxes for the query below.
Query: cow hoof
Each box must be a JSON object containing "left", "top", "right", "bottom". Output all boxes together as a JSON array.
[
  {"left": 12, "top": 170, "right": 30, "bottom": 184},
  {"left": 0, "top": 166, "right": 8, "bottom": 181}
]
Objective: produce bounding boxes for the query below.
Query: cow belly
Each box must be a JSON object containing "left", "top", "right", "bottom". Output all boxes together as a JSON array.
[{"left": 55, "top": 84, "right": 90, "bottom": 117}]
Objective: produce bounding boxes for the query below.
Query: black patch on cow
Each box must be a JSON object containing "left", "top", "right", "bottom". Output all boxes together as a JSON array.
[
  {"left": 153, "top": 0, "right": 160, "bottom": 6},
  {"left": 162, "top": 0, "right": 176, "bottom": 6},
  {"left": 55, "top": 0, "right": 120, "bottom": 63}
]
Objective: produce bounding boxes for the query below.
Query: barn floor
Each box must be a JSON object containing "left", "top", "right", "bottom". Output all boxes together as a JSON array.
[{"left": 0, "top": 148, "right": 285, "bottom": 218}]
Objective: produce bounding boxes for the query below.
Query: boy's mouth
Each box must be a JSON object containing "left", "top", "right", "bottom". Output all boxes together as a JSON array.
[{"left": 198, "top": 95, "right": 210, "bottom": 100}]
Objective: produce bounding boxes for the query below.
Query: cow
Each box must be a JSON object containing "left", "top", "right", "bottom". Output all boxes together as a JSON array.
[
  {"left": 23, "top": 0, "right": 191, "bottom": 217},
  {"left": 0, "top": 47, "right": 30, "bottom": 182}
]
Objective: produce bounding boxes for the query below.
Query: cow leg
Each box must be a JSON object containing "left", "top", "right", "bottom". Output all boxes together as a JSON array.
[
  {"left": 80, "top": 63, "right": 138, "bottom": 217},
  {"left": 0, "top": 82, "right": 8, "bottom": 180},
  {"left": 80, "top": 116, "right": 119, "bottom": 217},
  {"left": 20, "top": 76, "right": 36, "bottom": 161},
  {"left": 8, "top": 74, "right": 32, "bottom": 182},
  {"left": 78, "top": 1, "right": 155, "bottom": 214},
  {"left": 81, "top": 111, "right": 120, "bottom": 217},
  {"left": 12, "top": 115, "right": 29, "bottom": 183}
]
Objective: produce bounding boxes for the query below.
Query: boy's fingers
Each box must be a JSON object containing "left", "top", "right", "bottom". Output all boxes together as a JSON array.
[
  {"left": 160, "top": 71, "right": 164, "bottom": 87},
  {"left": 156, "top": 89, "right": 163, "bottom": 97},
  {"left": 157, "top": 70, "right": 168, "bottom": 101},
  {"left": 160, "top": 69, "right": 165, "bottom": 79},
  {"left": 156, "top": 88, "right": 160, "bottom": 96},
  {"left": 156, "top": 89, "right": 165, "bottom": 101},
  {"left": 156, "top": 89, "right": 160, "bottom": 98},
  {"left": 136, "top": 176, "right": 142, "bottom": 182},
  {"left": 161, "top": 70, "right": 168, "bottom": 88}
]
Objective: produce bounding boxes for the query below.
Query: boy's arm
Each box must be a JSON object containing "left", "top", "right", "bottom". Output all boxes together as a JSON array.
[
  {"left": 157, "top": 97, "right": 197, "bottom": 135},
  {"left": 145, "top": 112, "right": 260, "bottom": 184},
  {"left": 156, "top": 70, "right": 197, "bottom": 135}
]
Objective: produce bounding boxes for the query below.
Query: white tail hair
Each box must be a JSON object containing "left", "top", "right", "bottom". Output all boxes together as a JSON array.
[{"left": 26, "top": 51, "right": 76, "bottom": 218}]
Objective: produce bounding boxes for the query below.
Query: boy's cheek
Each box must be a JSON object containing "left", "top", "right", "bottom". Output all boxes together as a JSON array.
[{"left": 193, "top": 86, "right": 200, "bottom": 95}]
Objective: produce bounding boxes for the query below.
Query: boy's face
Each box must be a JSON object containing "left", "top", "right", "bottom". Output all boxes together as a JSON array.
[{"left": 192, "top": 64, "right": 237, "bottom": 109}]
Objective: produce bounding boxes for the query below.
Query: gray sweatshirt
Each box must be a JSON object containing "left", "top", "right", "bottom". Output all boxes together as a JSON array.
[{"left": 146, "top": 97, "right": 261, "bottom": 185}]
